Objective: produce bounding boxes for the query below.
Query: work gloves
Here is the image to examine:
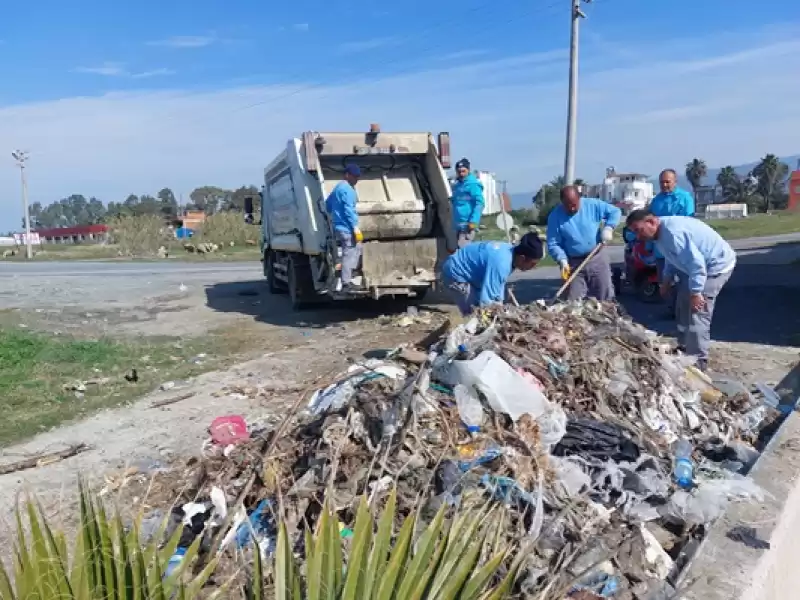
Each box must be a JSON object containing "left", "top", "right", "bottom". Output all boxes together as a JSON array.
[
  {"left": 601, "top": 226, "right": 614, "bottom": 243},
  {"left": 559, "top": 261, "right": 571, "bottom": 281},
  {"left": 467, "top": 223, "right": 477, "bottom": 232},
  {"left": 353, "top": 228, "right": 364, "bottom": 244}
]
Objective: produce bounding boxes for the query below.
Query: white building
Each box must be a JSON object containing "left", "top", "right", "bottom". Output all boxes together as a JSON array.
[{"left": 584, "top": 168, "right": 654, "bottom": 213}]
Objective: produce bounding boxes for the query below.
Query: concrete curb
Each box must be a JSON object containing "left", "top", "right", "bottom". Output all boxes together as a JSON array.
[{"left": 677, "top": 363, "right": 800, "bottom": 599}]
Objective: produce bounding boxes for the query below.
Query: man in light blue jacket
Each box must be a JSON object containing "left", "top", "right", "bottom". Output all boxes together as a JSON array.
[
  {"left": 626, "top": 209, "right": 736, "bottom": 371},
  {"left": 450, "top": 158, "right": 485, "bottom": 248},
  {"left": 441, "top": 233, "right": 543, "bottom": 315},
  {"left": 547, "top": 186, "right": 621, "bottom": 301},
  {"left": 649, "top": 169, "right": 696, "bottom": 316},
  {"left": 325, "top": 163, "right": 363, "bottom": 289}
]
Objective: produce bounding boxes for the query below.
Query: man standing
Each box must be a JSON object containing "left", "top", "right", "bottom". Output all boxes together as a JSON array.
[
  {"left": 625, "top": 210, "right": 736, "bottom": 371},
  {"left": 547, "top": 186, "right": 621, "bottom": 301},
  {"left": 649, "top": 169, "right": 696, "bottom": 316},
  {"left": 441, "top": 233, "right": 543, "bottom": 315},
  {"left": 325, "top": 163, "right": 363, "bottom": 289},
  {"left": 451, "top": 158, "right": 485, "bottom": 248}
]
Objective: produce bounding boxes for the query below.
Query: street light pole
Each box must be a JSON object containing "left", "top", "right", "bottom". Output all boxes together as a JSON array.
[
  {"left": 12, "top": 150, "right": 33, "bottom": 260},
  {"left": 564, "top": 0, "right": 590, "bottom": 186}
]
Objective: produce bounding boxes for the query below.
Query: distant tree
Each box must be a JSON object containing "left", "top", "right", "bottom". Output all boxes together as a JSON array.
[
  {"left": 752, "top": 154, "right": 789, "bottom": 212},
  {"left": 225, "top": 185, "right": 260, "bottom": 212},
  {"left": 189, "top": 186, "right": 229, "bottom": 214},
  {"left": 685, "top": 158, "right": 707, "bottom": 200},
  {"left": 533, "top": 175, "right": 565, "bottom": 225},
  {"left": 573, "top": 178, "right": 587, "bottom": 188},
  {"left": 717, "top": 166, "right": 739, "bottom": 201},
  {"left": 157, "top": 187, "right": 179, "bottom": 218}
]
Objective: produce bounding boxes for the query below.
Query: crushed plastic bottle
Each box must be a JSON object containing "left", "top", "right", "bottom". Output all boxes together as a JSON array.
[
  {"left": 673, "top": 438, "right": 694, "bottom": 489},
  {"left": 454, "top": 384, "right": 484, "bottom": 433}
]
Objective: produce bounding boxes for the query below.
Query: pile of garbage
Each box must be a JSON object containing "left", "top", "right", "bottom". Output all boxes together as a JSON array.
[{"left": 155, "top": 300, "right": 787, "bottom": 599}]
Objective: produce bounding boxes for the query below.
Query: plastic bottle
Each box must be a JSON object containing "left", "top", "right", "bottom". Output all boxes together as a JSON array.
[
  {"left": 165, "top": 547, "right": 187, "bottom": 578},
  {"left": 455, "top": 326, "right": 497, "bottom": 359},
  {"left": 454, "top": 384, "right": 484, "bottom": 433},
  {"left": 673, "top": 439, "right": 694, "bottom": 489}
]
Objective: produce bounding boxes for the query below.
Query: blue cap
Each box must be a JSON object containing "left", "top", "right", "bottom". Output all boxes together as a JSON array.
[{"left": 344, "top": 163, "right": 361, "bottom": 177}]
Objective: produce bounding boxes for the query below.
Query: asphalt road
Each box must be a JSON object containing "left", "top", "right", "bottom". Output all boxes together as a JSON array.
[
  {"left": 1, "top": 234, "right": 799, "bottom": 348},
  {"left": 1, "top": 232, "right": 799, "bottom": 278}
]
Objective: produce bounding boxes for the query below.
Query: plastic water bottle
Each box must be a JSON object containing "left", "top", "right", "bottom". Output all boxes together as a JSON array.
[
  {"left": 673, "top": 439, "right": 694, "bottom": 489},
  {"left": 165, "top": 547, "right": 187, "bottom": 578},
  {"left": 454, "top": 385, "right": 484, "bottom": 433}
]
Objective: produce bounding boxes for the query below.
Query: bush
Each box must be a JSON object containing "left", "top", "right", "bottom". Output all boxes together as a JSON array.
[
  {"left": 194, "top": 212, "right": 261, "bottom": 247},
  {"left": 108, "top": 215, "right": 170, "bottom": 256}
]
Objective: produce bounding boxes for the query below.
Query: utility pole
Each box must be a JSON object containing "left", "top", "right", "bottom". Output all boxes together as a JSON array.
[
  {"left": 11, "top": 150, "right": 33, "bottom": 260},
  {"left": 564, "top": 0, "right": 590, "bottom": 185}
]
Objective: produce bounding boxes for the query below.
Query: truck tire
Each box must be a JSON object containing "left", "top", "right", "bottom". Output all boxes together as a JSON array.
[
  {"left": 265, "top": 250, "right": 287, "bottom": 295},
  {"left": 287, "top": 254, "right": 317, "bottom": 310}
]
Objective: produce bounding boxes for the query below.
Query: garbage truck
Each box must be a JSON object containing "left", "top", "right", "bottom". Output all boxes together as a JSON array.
[{"left": 257, "top": 125, "right": 457, "bottom": 309}]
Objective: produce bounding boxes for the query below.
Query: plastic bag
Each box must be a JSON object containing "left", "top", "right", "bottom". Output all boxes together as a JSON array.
[
  {"left": 663, "top": 475, "right": 767, "bottom": 525},
  {"left": 308, "top": 360, "right": 407, "bottom": 415},
  {"left": 445, "top": 351, "right": 550, "bottom": 421},
  {"left": 550, "top": 455, "right": 591, "bottom": 497}
]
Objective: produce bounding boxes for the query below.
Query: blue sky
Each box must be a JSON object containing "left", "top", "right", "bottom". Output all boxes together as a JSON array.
[{"left": 0, "top": 0, "right": 798, "bottom": 230}]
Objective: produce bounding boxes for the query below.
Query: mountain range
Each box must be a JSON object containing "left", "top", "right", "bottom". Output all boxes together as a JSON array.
[{"left": 509, "top": 154, "right": 800, "bottom": 210}]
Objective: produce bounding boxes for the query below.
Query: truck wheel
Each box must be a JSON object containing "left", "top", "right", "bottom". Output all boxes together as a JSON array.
[
  {"left": 287, "top": 254, "right": 317, "bottom": 310},
  {"left": 265, "top": 251, "right": 287, "bottom": 295}
]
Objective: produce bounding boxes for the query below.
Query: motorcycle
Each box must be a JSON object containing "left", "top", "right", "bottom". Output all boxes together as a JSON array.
[{"left": 612, "top": 229, "right": 661, "bottom": 302}]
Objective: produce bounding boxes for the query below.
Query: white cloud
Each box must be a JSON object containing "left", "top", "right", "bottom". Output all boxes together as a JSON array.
[
  {"left": 1, "top": 24, "right": 799, "bottom": 229},
  {"left": 73, "top": 62, "right": 175, "bottom": 79},
  {"left": 338, "top": 37, "right": 403, "bottom": 53},
  {"left": 147, "top": 35, "right": 216, "bottom": 48},
  {"left": 292, "top": 23, "right": 310, "bottom": 32},
  {"left": 74, "top": 62, "right": 127, "bottom": 76}
]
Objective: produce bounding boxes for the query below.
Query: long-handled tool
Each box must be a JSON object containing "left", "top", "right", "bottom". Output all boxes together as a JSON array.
[{"left": 554, "top": 243, "right": 604, "bottom": 300}]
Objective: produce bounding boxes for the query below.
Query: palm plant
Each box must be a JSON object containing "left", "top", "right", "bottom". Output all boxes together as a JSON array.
[
  {"left": 0, "top": 482, "right": 224, "bottom": 599},
  {"left": 685, "top": 158, "right": 707, "bottom": 200},
  {"left": 261, "top": 492, "right": 520, "bottom": 600},
  {"left": 716, "top": 166, "right": 740, "bottom": 201},
  {"left": 3, "top": 485, "right": 518, "bottom": 600},
  {"left": 752, "top": 154, "right": 790, "bottom": 212}
]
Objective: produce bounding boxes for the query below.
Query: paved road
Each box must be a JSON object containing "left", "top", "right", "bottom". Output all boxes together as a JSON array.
[
  {"left": 1, "top": 232, "right": 799, "bottom": 278},
  {"left": 1, "top": 233, "right": 798, "bottom": 346}
]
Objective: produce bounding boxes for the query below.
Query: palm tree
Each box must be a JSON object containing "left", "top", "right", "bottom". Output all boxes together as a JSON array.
[
  {"left": 752, "top": 154, "right": 790, "bottom": 212},
  {"left": 685, "top": 158, "right": 708, "bottom": 200},
  {"left": 716, "top": 166, "right": 739, "bottom": 201}
]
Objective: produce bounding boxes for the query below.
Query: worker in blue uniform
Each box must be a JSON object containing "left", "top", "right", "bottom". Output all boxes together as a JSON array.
[
  {"left": 441, "top": 233, "right": 544, "bottom": 315},
  {"left": 450, "top": 158, "right": 485, "bottom": 248},
  {"left": 547, "top": 185, "right": 621, "bottom": 301},
  {"left": 325, "top": 163, "right": 363, "bottom": 289},
  {"left": 649, "top": 168, "right": 696, "bottom": 317}
]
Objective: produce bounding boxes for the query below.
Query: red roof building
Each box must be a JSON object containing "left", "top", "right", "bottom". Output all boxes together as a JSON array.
[{"left": 35, "top": 224, "right": 109, "bottom": 244}]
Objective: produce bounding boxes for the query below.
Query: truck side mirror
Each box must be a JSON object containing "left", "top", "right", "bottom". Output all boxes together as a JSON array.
[{"left": 244, "top": 196, "right": 255, "bottom": 224}]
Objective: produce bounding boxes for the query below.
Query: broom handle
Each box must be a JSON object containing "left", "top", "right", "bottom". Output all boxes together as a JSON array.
[{"left": 554, "top": 243, "right": 604, "bottom": 300}]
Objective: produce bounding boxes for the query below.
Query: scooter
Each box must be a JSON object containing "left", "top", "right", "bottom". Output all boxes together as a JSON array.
[{"left": 612, "top": 231, "right": 661, "bottom": 303}]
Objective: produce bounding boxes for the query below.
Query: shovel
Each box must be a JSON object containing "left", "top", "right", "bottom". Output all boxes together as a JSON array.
[{"left": 554, "top": 243, "right": 604, "bottom": 300}]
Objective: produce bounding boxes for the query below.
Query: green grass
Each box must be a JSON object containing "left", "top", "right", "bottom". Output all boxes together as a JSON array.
[
  {"left": 0, "top": 326, "right": 255, "bottom": 446},
  {"left": 2, "top": 242, "right": 261, "bottom": 262},
  {"left": 704, "top": 211, "right": 800, "bottom": 239}
]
